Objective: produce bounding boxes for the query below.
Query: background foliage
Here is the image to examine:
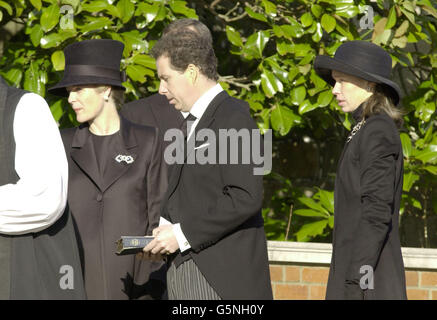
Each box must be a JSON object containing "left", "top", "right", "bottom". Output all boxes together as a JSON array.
[{"left": 1, "top": 0, "right": 436, "bottom": 247}]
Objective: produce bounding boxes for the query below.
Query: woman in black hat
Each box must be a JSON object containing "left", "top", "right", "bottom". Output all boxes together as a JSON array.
[
  {"left": 314, "top": 40, "right": 407, "bottom": 300},
  {"left": 49, "top": 39, "right": 167, "bottom": 300}
]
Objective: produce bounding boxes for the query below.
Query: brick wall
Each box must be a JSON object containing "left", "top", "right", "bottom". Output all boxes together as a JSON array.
[
  {"left": 269, "top": 264, "right": 437, "bottom": 300},
  {"left": 267, "top": 241, "right": 437, "bottom": 300}
]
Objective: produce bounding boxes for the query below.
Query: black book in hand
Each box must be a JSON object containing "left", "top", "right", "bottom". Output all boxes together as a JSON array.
[{"left": 115, "top": 236, "right": 154, "bottom": 255}]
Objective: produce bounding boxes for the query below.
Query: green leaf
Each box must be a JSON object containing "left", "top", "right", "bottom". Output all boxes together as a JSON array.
[
  {"left": 291, "top": 86, "right": 306, "bottom": 105},
  {"left": 40, "top": 33, "right": 63, "bottom": 48},
  {"left": 24, "top": 61, "right": 45, "bottom": 97},
  {"left": 81, "top": 0, "right": 108, "bottom": 13},
  {"left": 317, "top": 90, "right": 333, "bottom": 107},
  {"left": 117, "top": 0, "right": 135, "bottom": 24},
  {"left": 423, "top": 166, "right": 437, "bottom": 175},
  {"left": 282, "top": 17, "right": 304, "bottom": 38},
  {"left": 415, "top": 101, "right": 435, "bottom": 122},
  {"left": 295, "top": 220, "right": 329, "bottom": 242},
  {"left": 4, "top": 68, "right": 23, "bottom": 87},
  {"left": 298, "top": 197, "right": 330, "bottom": 216},
  {"left": 386, "top": 6, "right": 397, "bottom": 30},
  {"left": 262, "top": 0, "right": 277, "bottom": 16},
  {"left": 126, "top": 64, "right": 152, "bottom": 83},
  {"left": 311, "top": 4, "right": 323, "bottom": 18},
  {"left": 299, "top": 99, "right": 318, "bottom": 114},
  {"left": 30, "top": 24, "right": 44, "bottom": 47},
  {"left": 312, "top": 22, "right": 323, "bottom": 42},
  {"left": 400, "top": 133, "right": 412, "bottom": 157},
  {"left": 245, "top": 31, "right": 270, "bottom": 59},
  {"left": 132, "top": 54, "right": 156, "bottom": 70},
  {"left": 245, "top": 6, "right": 268, "bottom": 22},
  {"left": 260, "top": 69, "right": 282, "bottom": 97},
  {"left": 136, "top": 2, "right": 160, "bottom": 23},
  {"left": 0, "top": 1, "right": 13, "bottom": 15},
  {"left": 169, "top": 0, "right": 197, "bottom": 18},
  {"left": 318, "top": 189, "right": 334, "bottom": 213},
  {"left": 122, "top": 30, "right": 148, "bottom": 55},
  {"left": 226, "top": 26, "right": 243, "bottom": 47},
  {"left": 415, "top": 145, "right": 437, "bottom": 164},
  {"left": 334, "top": 0, "right": 359, "bottom": 18},
  {"left": 403, "top": 171, "right": 420, "bottom": 192},
  {"left": 294, "top": 209, "right": 328, "bottom": 218},
  {"left": 40, "top": 4, "right": 60, "bottom": 32},
  {"left": 79, "top": 17, "right": 112, "bottom": 34},
  {"left": 394, "top": 20, "right": 409, "bottom": 37},
  {"left": 301, "top": 12, "right": 313, "bottom": 27},
  {"left": 50, "top": 99, "right": 65, "bottom": 122},
  {"left": 51, "top": 50, "right": 65, "bottom": 71},
  {"left": 276, "top": 41, "right": 294, "bottom": 56},
  {"left": 270, "top": 105, "right": 301, "bottom": 136},
  {"left": 321, "top": 14, "right": 336, "bottom": 33}
]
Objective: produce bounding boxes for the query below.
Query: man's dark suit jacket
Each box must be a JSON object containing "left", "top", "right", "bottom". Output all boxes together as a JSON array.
[{"left": 161, "top": 91, "right": 273, "bottom": 299}]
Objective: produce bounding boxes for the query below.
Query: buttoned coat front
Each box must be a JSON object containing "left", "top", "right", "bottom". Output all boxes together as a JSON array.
[
  {"left": 61, "top": 117, "right": 167, "bottom": 299},
  {"left": 326, "top": 108, "right": 407, "bottom": 299}
]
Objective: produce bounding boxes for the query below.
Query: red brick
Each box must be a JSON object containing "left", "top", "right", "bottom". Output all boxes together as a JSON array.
[
  {"left": 275, "top": 284, "right": 309, "bottom": 300},
  {"left": 269, "top": 265, "right": 283, "bottom": 282},
  {"left": 407, "top": 289, "right": 429, "bottom": 300},
  {"left": 405, "top": 271, "right": 419, "bottom": 287},
  {"left": 302, "top": 267, "right": 329, "bottom": 284},
  {"left": 285, "top": 266, "right": 301, "bottom": 282},
  {"left": 420, "top": 271, "right": 437, "bottom": 287},
  {"left": 309, "top": 285, "right": 327, "bottom": 300}
]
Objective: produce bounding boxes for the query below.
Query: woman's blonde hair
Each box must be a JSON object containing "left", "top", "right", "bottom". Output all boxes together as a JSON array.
[{"left": 362, "top": 84, "right": 403, "bottom": 128}]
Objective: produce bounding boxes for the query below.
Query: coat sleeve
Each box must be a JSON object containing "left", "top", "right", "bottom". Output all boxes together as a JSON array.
[
  {"left": 346, "top": 116, "right": 401, "bottom": 285},
  {"left": 0, "top": 93, "right": 68, "bottom": 234},
  {"left": 145, "top": 127, "right": 168, "bottom": 235}
]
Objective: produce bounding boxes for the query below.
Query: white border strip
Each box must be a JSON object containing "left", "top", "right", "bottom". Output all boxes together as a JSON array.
[{"left": 267, "top": 241, "right": 437, "bottom": 270}]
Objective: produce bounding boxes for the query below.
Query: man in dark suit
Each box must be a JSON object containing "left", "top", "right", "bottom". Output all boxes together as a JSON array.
[
  {"left": 121, "top": 19, "right": 250, "bottom": 177},
  {"left": 143, "top": 29, "right": 272, "bottom": 299}
]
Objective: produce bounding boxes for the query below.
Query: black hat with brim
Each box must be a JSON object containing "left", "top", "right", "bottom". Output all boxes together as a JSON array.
[
  {"left": 314, "top": 41, "right": 401, "bottom": 106},
  {"left": 48, "top": 39, "right": 126, "bottom": 97}
]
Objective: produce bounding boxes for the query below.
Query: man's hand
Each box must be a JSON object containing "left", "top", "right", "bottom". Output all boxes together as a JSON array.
[{"left": 142, "top": 225, "right": 180, "bottom": 261}]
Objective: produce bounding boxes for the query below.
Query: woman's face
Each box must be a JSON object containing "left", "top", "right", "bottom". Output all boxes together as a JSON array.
[
  {"left": 331, "top": 70, "right": 373, "bottom": 113},
  {"left": 67, "top": 85, "right": 108, "bottom": 123}
]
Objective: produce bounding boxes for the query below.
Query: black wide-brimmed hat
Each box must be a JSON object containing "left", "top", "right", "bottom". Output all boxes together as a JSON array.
[
  {"left": 314, "top": 40, "right": 401, "bottom": 105},
  {"left": 48, "top": 39, "right": 126, "bottom": 97}
]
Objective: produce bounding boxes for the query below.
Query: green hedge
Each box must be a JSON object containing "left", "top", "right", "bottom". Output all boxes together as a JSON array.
[{"left": 1, "top": 0, "right": 436, "bottom": 247}]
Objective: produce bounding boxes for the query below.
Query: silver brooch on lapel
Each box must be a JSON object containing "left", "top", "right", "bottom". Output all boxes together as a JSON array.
[{"left": 115, "top": 154, "right": 134, "bottom": 164}]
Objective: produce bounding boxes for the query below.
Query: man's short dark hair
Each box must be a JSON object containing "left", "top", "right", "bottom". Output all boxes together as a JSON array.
[
  {"left": 151, "top": 30, "right": 219, "bottom": 81},
  {"left": 162, "top": 18, "right": 213, "bottom": 44}
]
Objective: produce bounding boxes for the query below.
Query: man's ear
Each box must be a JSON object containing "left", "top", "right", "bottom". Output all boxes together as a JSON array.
[{"left": 185, "top": 64, "right": 199, "bottom": 85}]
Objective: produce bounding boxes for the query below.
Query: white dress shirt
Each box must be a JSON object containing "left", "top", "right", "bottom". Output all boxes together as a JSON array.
[
  {"left": 0, "top": 93, "right": 68, "bottom": 235},
  {"left": 160, "top": 83, "right": 223, "bottom": 252}
]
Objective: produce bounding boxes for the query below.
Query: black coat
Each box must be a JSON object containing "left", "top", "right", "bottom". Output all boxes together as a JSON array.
[
  {"left": 326, "top": 107, "right": 407, "bottom": 300},
  {"left": 61, "top": 117, "right": 168, "bottom": 299},
  {"left": 162, "top": 91, "right": 273, "bottom": 299}
]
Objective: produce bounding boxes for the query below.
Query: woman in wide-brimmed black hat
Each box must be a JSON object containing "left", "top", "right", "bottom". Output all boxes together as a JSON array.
[
  {"left": 49, "top": 39, "right": 168, "bottom": 300},
  {"left": 314, "top": 40, "right": 407, "bottom": 300}
]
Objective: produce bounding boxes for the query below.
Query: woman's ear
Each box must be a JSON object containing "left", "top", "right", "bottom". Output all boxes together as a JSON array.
[{"left": 103, "top": 86, "right": 112, "bottom": 101}]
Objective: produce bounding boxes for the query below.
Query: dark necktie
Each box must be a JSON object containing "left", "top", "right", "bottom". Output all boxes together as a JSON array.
[
  {"left": 180, "top": 113, "right": 197, "bottom": 140},
  {"left": 180, "top": 113, "right": 196, "bottom": 160}
]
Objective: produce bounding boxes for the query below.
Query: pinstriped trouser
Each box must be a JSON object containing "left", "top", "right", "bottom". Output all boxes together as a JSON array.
[{"left": 167, "top": 259, "right": 222, "bottom": 300}]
